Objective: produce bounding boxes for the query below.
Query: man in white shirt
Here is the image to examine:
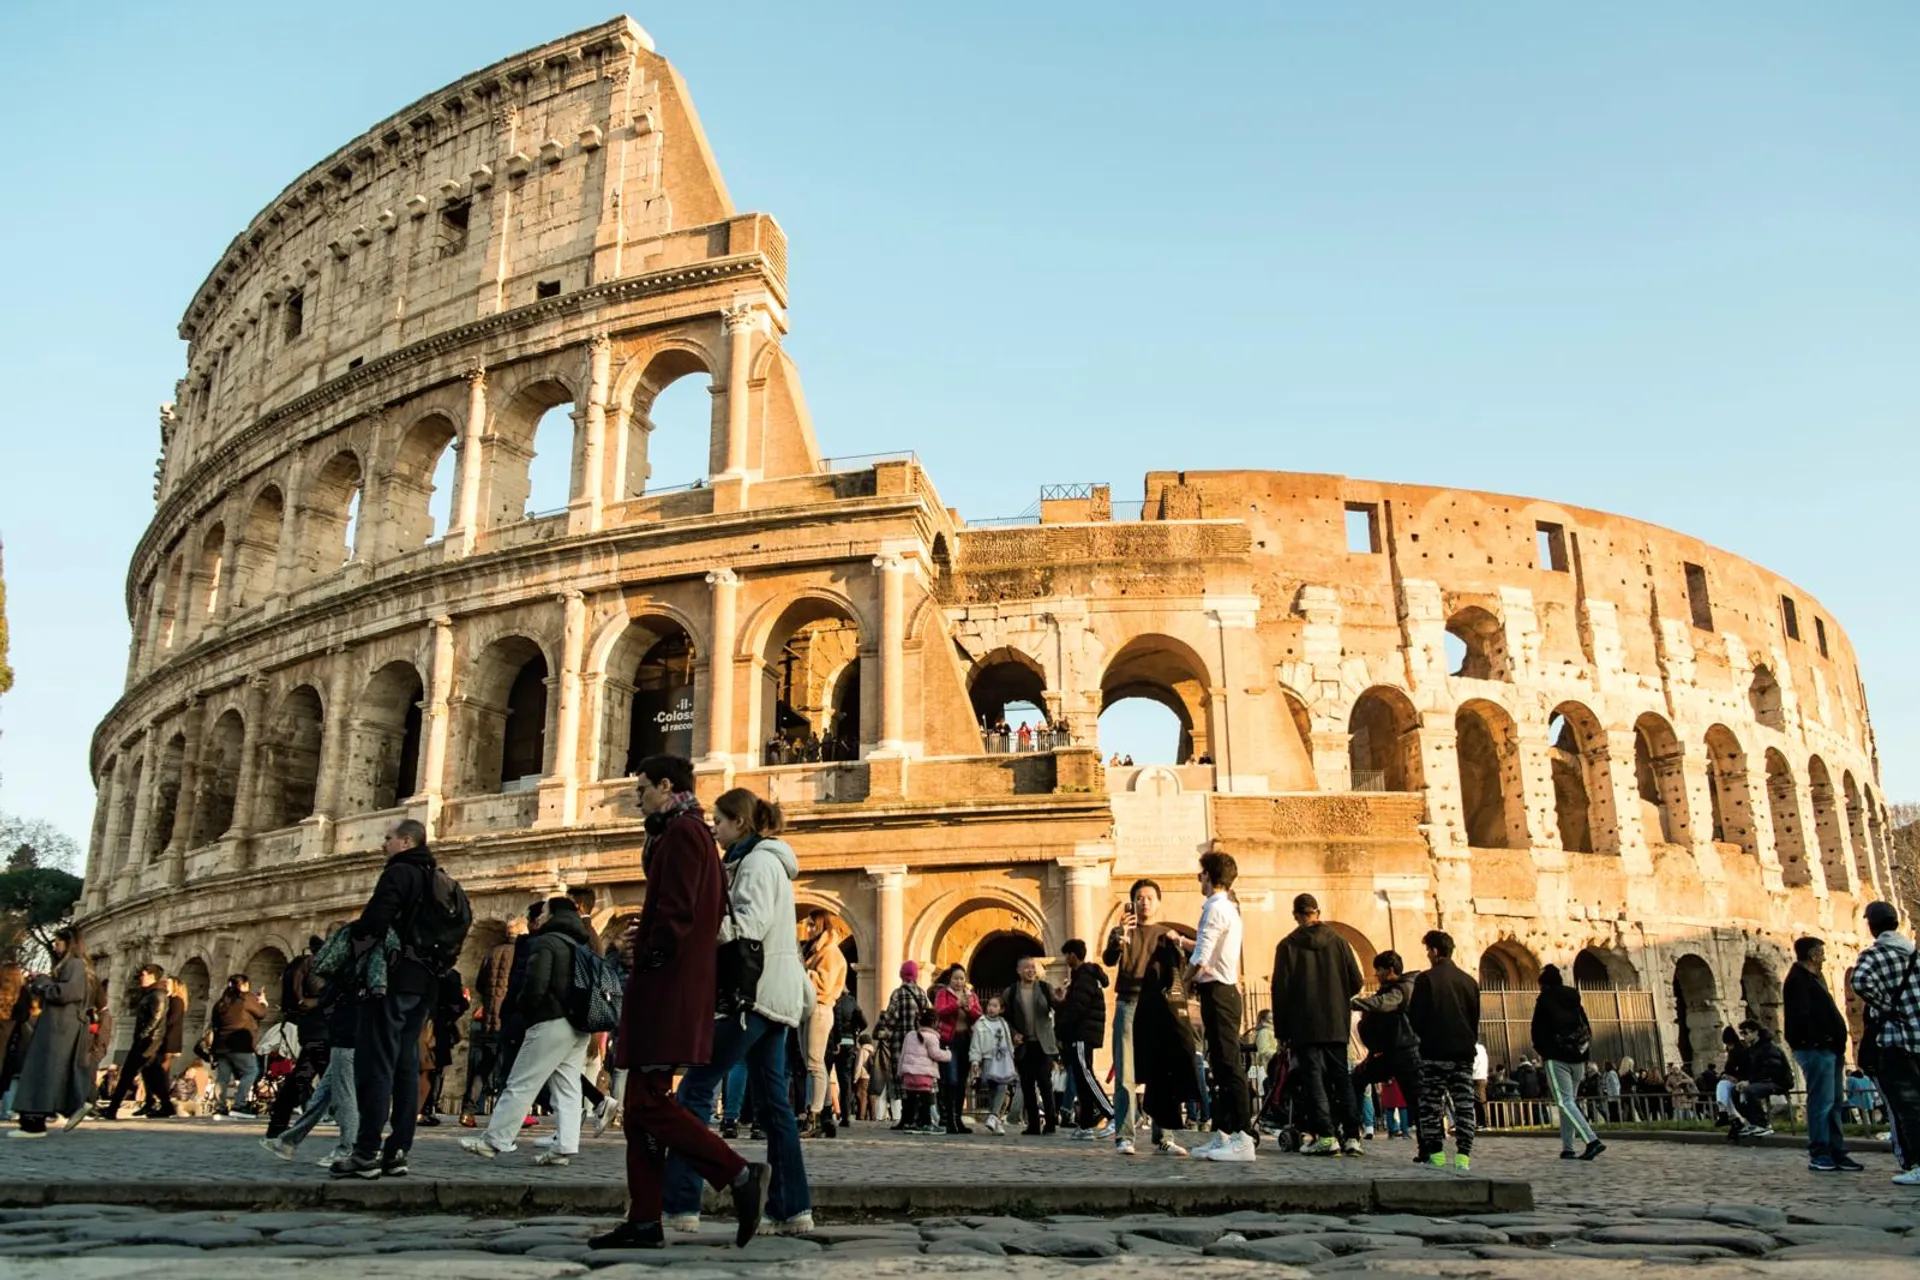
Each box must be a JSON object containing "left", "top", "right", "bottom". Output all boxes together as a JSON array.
[{"left": 1184, "top": 851, "right": 1254, "bottom": 1162}]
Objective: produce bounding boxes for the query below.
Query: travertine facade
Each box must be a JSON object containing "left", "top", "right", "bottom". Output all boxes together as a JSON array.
[{"left": 83, "top": 18, "right": 1892, "bottom": 1071}]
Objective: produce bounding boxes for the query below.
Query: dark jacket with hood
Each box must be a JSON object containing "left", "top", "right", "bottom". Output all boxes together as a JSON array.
[
  {"left": 1408, "top": 956, "right": 1481, "bottom": 1062},
  {"left": 1272, "top": 921, "right": 1364, "bottom": 1045},
  {"left": 1783, "top": 964, "right": 1848, "bottom": 1053},
  {"left": 1529, "top": 982, "right": 1592, "bottom": 1065},
  {"left": 129, "top": 982, "right": 167, "bottom": 1054},
  {"left": 1056, "top": 962, "right": 1110, "bottom": 1045},
  {"left": 1743, "top": 1030, "right": 1793, "bottom": 1093},
  {"left": 519, "top": 903, "right": 595, "bottom": 1027},
  {"left": 351, "top": 843, "right": 439, "bottom": 996},
  {"left": 1352, "top": 972, "right": 1419, "bottom": 1055}
]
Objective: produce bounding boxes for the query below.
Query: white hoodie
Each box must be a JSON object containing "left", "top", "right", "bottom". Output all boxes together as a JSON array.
[{"left": 717, "top": 836, "right": 813, "bottom": 1029}]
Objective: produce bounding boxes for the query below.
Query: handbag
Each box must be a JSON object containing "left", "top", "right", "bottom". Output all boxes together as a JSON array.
[
  {"left": 715, "top": 842, "right": 765, "bottom": 1018},
  {"left": 1859, "top": 947, "right": 1920, "bottom": 1075}
]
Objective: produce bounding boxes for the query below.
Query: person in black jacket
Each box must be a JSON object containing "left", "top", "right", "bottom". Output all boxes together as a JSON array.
[
  {"left": 266, "top": 937, "right": 330, "bottom": 1139},
  {"left": 1783, "top": 937, "right": 1860, "bottom": 1171},
  {"left": 1271, "top": 894, "right": 1364, "bottom": 1155},
  {"left": 1727, "top": 1020, "right": 1792, "bottom": 1139},
  {"left": 1003, "top": 955, "right": 1061, "bottom": 1135},
  {"left": 1350, "top": 951, "right": 1422, "bottom": 1153},
  {"left": 1407, "top": 930, "right": 1480, "bottom": 1169},
  {"left": 1056, "top": 940, "right": 1115, "bottom": 1136},
  {"left": 261, "top": 924, "right": 363, "bottom": 1164},
  {"left": 98, "top": 965, "right": 167, "bottom": 1120},
  {"left": 1528, "top": 964, "right": 1604, "bottom": 1160},
  {"left": 142, "top": 978, "right": 186, "bottom": 1118}
]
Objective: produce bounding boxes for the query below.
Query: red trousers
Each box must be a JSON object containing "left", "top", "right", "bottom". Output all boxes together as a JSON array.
[{"left": 622, "top": 1068, "right": 747, "bottom": 1223}]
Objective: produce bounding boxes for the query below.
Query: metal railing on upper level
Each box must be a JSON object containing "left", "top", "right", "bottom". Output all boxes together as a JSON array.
[{"left": 816, "top": 450, "right": 918, "bottom": 473}]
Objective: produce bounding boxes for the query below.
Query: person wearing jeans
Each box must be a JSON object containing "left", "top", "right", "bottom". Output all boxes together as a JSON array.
[
  {"left": 1529, "top": 964, "right": 1604, "bottom": 1160},
  {"left": 1852, "top": 900, "right": 1920, "bottom": 1184},
  {"left": 1783, "top": 935, "right": 1860, "bottom": 1172}
]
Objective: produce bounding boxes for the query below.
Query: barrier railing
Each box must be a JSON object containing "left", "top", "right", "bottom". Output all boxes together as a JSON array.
[{"left": 1480, "top": 1088, "right": 1887, "bottom": 1132}]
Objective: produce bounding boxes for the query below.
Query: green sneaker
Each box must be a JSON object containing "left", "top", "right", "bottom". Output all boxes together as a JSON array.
[
  {"left": 1454, "top": 1154, "right": 1472, "bottom": 1172},
  {"left": 1426, "top": 1152, "right": 1446, "bottom": 1168},
  {"left": 1300, "top": 1136, "right": 1338, "bottom": 1156}
]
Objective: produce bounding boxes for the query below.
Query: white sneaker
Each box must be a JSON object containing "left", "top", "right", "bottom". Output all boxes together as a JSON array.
[
  {"left": 1115, "top": 1137, "right": 1136, "bottom": 1155},
  {"left": 664, "top": 1214, "right": 702, "bottom": 1234},
  {"left": 1361, "top": 1126, "right": 1375, "bottom": 1139},
  {"left": 1158, "top": 1136, "right": 1189, "bottom": 1157},
  {"left": 1893, "top": 1167, "right": 1920, "bottom": 1186},
  {"left": 533, "top": 1150, "right": 572, "bottom": 1167},
  {"left": 259, "top": 1137, "right": 296, "bottom": 1161},
  {"left": 765, "top": 1212, "right": 814, "bottom": 1236},
  {"left": 1092, "top": 1122, "right": 1116, "bottom": 1140},
  {"left": 459, "top": 1137, "right": 503, "bottom": 1159},
  {"left": 984, "top": 1114, "right": 1004, "bottom": 1135},
  {"left": 1341, "top": 1137, "right": 1365, "bottom": 1156},
  {"left": 1202, "top": 1132, "right": 1256, "bottom": 1162},
  {"left": 1188, "top": 1133, "right": 1225, "bottom": 1157},
  {"left": 590, "top": 1097, "right": 617, "bottom": 1138}
]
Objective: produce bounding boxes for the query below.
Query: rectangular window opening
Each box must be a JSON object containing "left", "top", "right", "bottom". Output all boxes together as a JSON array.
[
  {"left": 536, "top": 279, "right": 562, "bottom": 300},
  {"left": 1535, "top": 521, "right": 1568, "bottom": 572},
  {"left": 283, "top": 289, "right": 304, "bottom": 341},
  {"left": 1684, "top": 562, "right": 1713, "bottom": 630},
  {"left": 1781, "top": 594, "right": 1801, "bottom": 641},
  {"left": 346, "top": 356, "right": 364, "bottom": 371},
  {"left": 1344, "top": 502, "right": 1380, "bottom": 554},
  {"left": 438, "top": 200, "right": 471, "bottom": 258},
  {"left": 1815, "top": 616, "right": 1829, "bottom": 658}
]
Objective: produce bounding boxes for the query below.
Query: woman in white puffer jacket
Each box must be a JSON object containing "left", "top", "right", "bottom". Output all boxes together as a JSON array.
[{"left": 660, "top": 789, "right": 814, "bottom": 1236}]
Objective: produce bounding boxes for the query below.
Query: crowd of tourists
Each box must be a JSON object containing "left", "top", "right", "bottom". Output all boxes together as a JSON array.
[{"left": 6, "top": 757, "right": 1920, "bottom": 1242}]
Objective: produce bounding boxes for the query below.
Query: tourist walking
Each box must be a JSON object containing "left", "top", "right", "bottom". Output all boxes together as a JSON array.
[
  {"left": 969, "top": 994, "right": 1018, "bottom": 1133},
  {"left": 1351, "top": 950, "right": 1423, "bottom": 1153},
  {"left": 332, "top": 817, "right": 471, "bottom": 1180},
  {"left": 1103, "top": 878, "right": 1192, "bottom": 1155},
  {"left": 1784, "top": 935, "right": 1861, "bottom": 1172},
  {"left": 209, "top": 973, "right": 268, "bottom": 1117},
  {"left": 800, "top": 910, "right": 848, "bottom": 1137},
  {"left": 1271, "top": 892, "right": 1363, "bottom": 1156},
  {"left": 1003, "top": 955, "right": 1060, "bottom": 1135},
  {"left": 10, "top": 927, "right": 94, "bottom": 1137},
  {"left": 589, "top": 756, "right": 766, "bottom": 1252},
  {"left": 933, "top": 965, "right": 982, "bottom": 1134},
  {"left": 1408, "top": 930, "right": 1480, "bottom": 1170},
  {"left": 896, "top": 1009, "right": 947, "bottom": 1131},
  {"left": 147, "top": 976, "right": 186, "bottom": 1117},
  {"left": 461, "top": 916, "right": 526, "bottom": 1126},
  {"left": 98, "top": 964, "right": 167, "bottom": 1120},
  {"left": 1529, "top": 964, "right": 1604, "bottom": 1160},
  {"left": 1186, "top": 852, "right": 1254, "bottom": 1162},
  {"left": 268, "top": 937, "right": 329, "bottom": 1133},
  {"left": 661, "top": 787, "right": 813, "bottom": 1236},
  {"left": 260, "top": 926, "right": 361, "bottom": 1165},
  {"left": 1057, "top": 939, "right": 1114, "bottom": 1137},
  {"left": 875, "top": 962, "right": 930, "bottom": 1126},
  {"left": 1854, "top": 899, "right": 1920, "bottom": 1184}
]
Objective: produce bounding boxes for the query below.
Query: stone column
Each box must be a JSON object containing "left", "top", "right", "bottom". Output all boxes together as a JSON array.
[
  {"left": 1206, "top": 599, "right": 1274, "bottom": 793},
  {"left": 868, "top": 866, "right": 908, "bottom": 1020},
  {"left": 121, "top": 727, "right": 158, "bottom": 893},
  {"left": 164, "top": 700, "right": 205, "bottom": 886},
  {"left": 549, "top": 590, "right": 588, "bottom": 825},
  {"left": 701, "top": 568, "right": 741, "bottom": 770},
  {"left": 870, "top": 554, "right": 912, "bottom": 756},
  {"left": 421, "top": 617, "right": 457, "bottom": 838},
  {"left": 570, "top": 335, "right": 612, "bottom": 534},
  {"left": 449, "top": 368, "right": 488, "bottom": 555},
  {"left": 225, "top": 678, "right": 270, "bottom": 873},
  {"left": 314, "top": 646, "right": 355, "bottom": 823},
  {"left": 721, "top": 306, "right": 755, "bottom": 478},
  {"left": 1060, "top": 859, "right": 1110, "bottom": 946}
]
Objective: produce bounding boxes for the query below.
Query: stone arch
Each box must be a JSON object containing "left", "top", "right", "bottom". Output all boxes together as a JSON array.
[
  {"left": 156, "top": 554, "right": 185, "bottom": 652},
  {"left": 188, "top": 709, "right": 246, "bottom": 847},
  {"left": 1806, "top": 756, "right": 1849, "bottom": 893},
  {"left": 240, "top": 944, "right": 290, "bottom": 1010},
  {"left": 194, "top": 521, "right": 227, "bottom": 632},
  {"left": 1478, "top": 938, "right": 1540, "bottom": 990},
  {"left": 1633, "top": 712, "right": 1689, "bottom": 845},
  {"left": 1445, "top": 605, "right": 1508, "bottom": 680},
  {"left": 967, "top": 931, "right": 1047, "bottom": 999},
  {"left": 299, "top": 450, "right": 364, "bottom": 577},
  {"left": 1100, "top": 633, "right": 1215, "bottom": 765},
  {"left": 1324, "top": 921, "right": 1377, "bottom": 973},
  {"left": 1282, "top": 686, "right": 1314, "bottom": 752},
  {"left": 621, "top": 346, "right": 717, "bottom": 496},
  {"left": 484, "top": 375, "right": 580, "bottom": 526},
  {"left": 458, "top": 919, "right": 511, "bottom": 997},
  {"left": 1749, "top": 664, "right": 1785, "bottom": 731},
  {"left": 1673, "top": 954, "right": 1720, "bottom": 1070},
  {"left": 388, "top": 412, "right": 459, "bottom": 551},
  {"left": 969, "top": 647, "right": 1049, "bottom": 734},
  {"left": 794, "top": 899, "right": 867, "bottom": 1005},
  {"left": 1843, "top": 772, "right": 1873, "bottom": 889},
  {"left": 1764, "top": 749, "right": 1810, "bottom": 887},
  {"left": 750, "top": 593, "right": 865, "bottom": 762},
  {"left": 1455, "top": 698, "right": 1528, "bottom": 849},
  {"left": 457, "top": 635, "right": 551, "bottom": 795},
  {"left": 89, "top": 754, "right": 116, "bottom": 874},
  {"left": 258, "top": 685, "right": 325, "bottom": 831},
  {"left": 1740, "top": 953, "right": 1783, "bottom": 1034},
  {"left": 908, "top": 884, "right": 1050, "bottom": 973},
  {"left": 599, "top": 614, "right": 699, "bottom": 779},
  {"left": 1703, "top": 725, "right": 1756, "bottom": 856},
  {"left": 231, "top": 484, "right": 285, "bottom": 609},
  {"left": 1548, "top": 702, "right": 1608, "bottom": 854},
  {"left": 174, "top": 956, "right": 211, "bottom": 1017},
  {"left": 1347, "top": 685, "right": 1421, "bottom": 793},
  {"left": 1573, "top": 945, "right": 1638, "bottom": 990},
  {"left": 147, "top": 732, "right": 187, "bottom": 861},
  {"left": 345, "top": 660, "right": 426, "bottom": 813}
]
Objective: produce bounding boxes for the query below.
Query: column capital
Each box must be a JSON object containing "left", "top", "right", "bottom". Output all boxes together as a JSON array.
[
  {"left": 588, "top": 331, "right": 611, "bottom": 355},
  {"left": 558, "top": 588, "right": 585, "bottom": 604},
  {"left": 864, "top": 864, "right": 910, "bottom": 887},
  {"left": 706, "top": 567, "right": 741, "bottom": 588},
  {"left": 464, "top": 365, "right": 486, "bottom": 385},
  {"left": 431, "top": 615, "right": 454, "bottom": 631},
  {"left": 722, "top": 304, "right": 761, "bottom": 335},
  {"left": 872, "top": 553, "right": 912, "bottom": 574}
]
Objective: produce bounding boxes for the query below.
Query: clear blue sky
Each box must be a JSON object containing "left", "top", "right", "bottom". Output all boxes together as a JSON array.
[{"left": 1, "top": 3, "right": 1915, "bottom": 843}]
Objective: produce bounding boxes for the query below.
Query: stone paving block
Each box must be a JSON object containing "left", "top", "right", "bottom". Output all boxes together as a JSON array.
[
  {"left": 1772, "top": 1225, "right": 1919, "bottom": 1249},
  {"left": 1128, "top": 1223, "right": 1226, "bottom": 1246},
  {"left": 1583, "top": 1222, "right": 1777, "bottom": 1255},
  {"left": 1117, "top": 1232, "right": 1200, "bottom": 1256},
  {"left": 925, "top": 1236, "right": 1006, "bottom": 1256},
  {"left": 1203, "top": 1235, "right": 1335, "bottom": 1264},
  {"left": 1553, "top": 1242, "right": 1743, "bottom": 1260},
  {"left": 1002, "top": 1233, "right": 1122, "bottom": 1257},
  {"left": 1786, "top": 1204, "right": 1915, "bottom": 1230},
  {"left": 88, "top": 1245, "right": 215, "bottom": 1257}
]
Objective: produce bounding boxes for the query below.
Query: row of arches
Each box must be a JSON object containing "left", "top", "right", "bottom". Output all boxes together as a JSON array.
[{"left": 1345, "top": 685, "right": 1890, "bottom": 893}]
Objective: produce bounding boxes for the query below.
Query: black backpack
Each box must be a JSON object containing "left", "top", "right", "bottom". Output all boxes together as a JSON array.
[
  {"left": 565, "top": 942, "right": 625, "bottom": 1033},
  {"left": 407, "top": 864, "right": 473, "bottom": 970}
]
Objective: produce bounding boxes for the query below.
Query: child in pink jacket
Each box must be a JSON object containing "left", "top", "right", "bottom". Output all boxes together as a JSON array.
[{"left": 896, "top": 1009, "right": 949, "bottom": 1133}]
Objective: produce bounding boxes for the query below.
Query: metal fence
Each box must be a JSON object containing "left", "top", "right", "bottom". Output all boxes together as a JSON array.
[
  {"left": 1481, "top": 1088, "right": 1887, "bottom": 1132},
  {"left": 1478, "top": 989, "right": 1663, "bottom": 1073},
  {"left": 983, "top": 728, "right": 1074, "bottom": 754}
]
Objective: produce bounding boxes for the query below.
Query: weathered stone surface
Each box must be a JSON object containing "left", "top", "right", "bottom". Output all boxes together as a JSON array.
[
  {"left": 1582, "top": 1222, "right": 1776, "bottom": 1255},
  {"left": 1204, "top": 1236, "right": 1336, "bottom": 1264},
  {"left": 1002, "top": 1233, "right": 1122, "bottom": 1258},
  {"left": 925, "top": 1236, "right": 1007, "bottom": 1256},
  {"left": 1129, "top": 1224, "right": 1226, "bottom": 1246},
  {"left": 1117, "top": 1233, "right": 1201, "bottom": 1256}
]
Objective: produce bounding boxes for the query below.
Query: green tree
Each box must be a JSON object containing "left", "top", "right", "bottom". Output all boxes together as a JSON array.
[{"left": 0, "top": 813, "right": 84, "bottom": 961}]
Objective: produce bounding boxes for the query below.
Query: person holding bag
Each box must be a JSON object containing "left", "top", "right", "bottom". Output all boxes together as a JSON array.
[
  {"left": 1529, "top": 964, "right": 1604, "bottom": 1161},
  {"left": 659, "top": 787, "right": 813, "bottom": 1236},
  {"left": 1852, "top": 900, "right": 1920, "bottom": 1183}
]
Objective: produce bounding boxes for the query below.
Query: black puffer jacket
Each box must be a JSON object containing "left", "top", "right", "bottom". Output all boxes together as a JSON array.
[
  {"left": 1271, "top": 922, "right": 1364, "bottom": 1045},
  {"left": 518, "top": 903, "right": 595, "bottom": 1027},
  {"left": 1529, "top": 985, "right": 1591, "bottom": 1065},
  {"left": 1408, "top": 957, "right": 1481, "bottom": 1061},
  {"left": 1352, "top": 973, "right": 1419, "bottom": 1055},
  {"left": 1056, "top": 962, "right": 1109, "bottom": 1044}
]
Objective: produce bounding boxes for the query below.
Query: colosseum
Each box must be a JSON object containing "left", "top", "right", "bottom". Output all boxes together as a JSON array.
[{"left": 82, "top": 17, "right": 1895, "bottom": 1077}]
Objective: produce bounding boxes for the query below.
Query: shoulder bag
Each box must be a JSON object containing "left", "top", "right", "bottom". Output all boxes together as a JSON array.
[
  {"left": 715, "top": 841, "right": 766, "bottom": 1018},
  {"left": 1858, "top": 946, "right": 1920, "bottom": 1075}
]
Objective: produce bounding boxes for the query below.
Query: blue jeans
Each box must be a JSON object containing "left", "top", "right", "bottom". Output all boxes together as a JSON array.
[
  {"left": 215, "top": 1052, "right": 260, "bottom": 1111},
  {"left": 666, "top": 1013, "right": 809, "bottom": 1222},
  {"left": 283, "top": 1046, "right": 357, "bottom": 1154},
  {"left": 1794, "top": 1048, "right": 1847, "bottom": 1161},
  {"left": 722, "top": 1059, "right": 750, "bottom": 1124},
  {"left": 1111, "top": 997, "right": 1136, "bottom": 1134}
]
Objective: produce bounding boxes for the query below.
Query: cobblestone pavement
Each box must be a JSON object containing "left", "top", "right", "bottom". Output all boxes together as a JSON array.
[{"left": 2, "top": 1118, "right": 1918, "bottom": 1277}]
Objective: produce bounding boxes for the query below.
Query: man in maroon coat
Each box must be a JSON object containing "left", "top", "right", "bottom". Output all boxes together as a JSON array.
[{"left": 590, "top": 756, "right": 768, "bottom": 1252}]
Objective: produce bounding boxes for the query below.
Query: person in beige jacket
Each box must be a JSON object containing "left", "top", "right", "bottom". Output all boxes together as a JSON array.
[{"left": 800, "top": 911, "right": 847, "bottom": 1136}]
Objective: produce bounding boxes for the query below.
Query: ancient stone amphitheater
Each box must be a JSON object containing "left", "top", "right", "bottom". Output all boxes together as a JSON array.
[{"left": 83, "top": 17, "right": 1891, "bottom": 1071}]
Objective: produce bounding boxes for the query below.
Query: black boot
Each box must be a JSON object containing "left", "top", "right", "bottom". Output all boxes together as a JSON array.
[{"left": 589, "top": 1221, "right": 664, "bottom": 1250}]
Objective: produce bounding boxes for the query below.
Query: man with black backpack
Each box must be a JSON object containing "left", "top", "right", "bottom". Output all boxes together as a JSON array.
[
  {"left": 462, "top": 896, "right": 595, "bottom": 1167},
  {"left": 333, "top": 818, "right": 470, "bottom": 1180},
  {"left": 1854, "top": 900, "right": 1920, "bottom": 1184}
]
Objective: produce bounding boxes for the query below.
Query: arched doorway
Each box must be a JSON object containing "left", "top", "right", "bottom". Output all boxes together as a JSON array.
[
  {"left": 1741, "top": 956, "right": 1782, "bottom": 1035},
  {"left": 759, "top": 599, "right": 863, "bottom": 763},
  {"left": 1100, "top": 635, "right": 1213, "bottom": 765},
  {"left": 258, "top": 686, "right": 323, "bottom": 831},
  {"left": 969, "top": 649, "right": 1051, "bottom": 750},
  {"left": 797, "top": 907, "right": 862, "bottom": 1006},
  {"left": 175, "top": 957, "right": 211, "bottom": 1023},
  {"left": 242, "top": 945, "right": 289, "bottom": 1009},
  {"left": 1478, "top": 940, "right": 1540, "bottom": 991},
  {"left": 1444, "top": 606, "right": 1508, "bottom": 680},
  {"left": 1673, "top": 955, "right": 1719, "bottom": 1070},
  {"left": 457, "top": 636, "right": 549, "bottom": 795},
  {"left": 1347, "top": 687, "right": 1421, "bottom": 793},
  {"left": 1633, "top": 713, "right": 1688, "bottom": 845},
  {"left": 346, "top": 661, "right": 425, "bottom": 813},
  {"left": 968, "top": 931, "right": 1046, "bottom": 999},
  {"left": 601, "top": 619, "right": 698, "bottom": 777},
  {"left": 1456, "top": 700, "right": 1527, "bottom": 849}
]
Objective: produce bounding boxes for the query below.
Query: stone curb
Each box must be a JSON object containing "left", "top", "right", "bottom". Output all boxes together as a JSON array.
[
  {"left": 1492, "top": 1127, "right": 1876, "bottom": 1151},
  {"left": 0, "top": 1177, "right": 1530, "bottom": 1217}
]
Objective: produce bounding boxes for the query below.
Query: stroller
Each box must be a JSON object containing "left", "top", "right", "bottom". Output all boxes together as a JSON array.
[{"left": 1254, "top": 1048, "right": 1303, "bottom": 1151}]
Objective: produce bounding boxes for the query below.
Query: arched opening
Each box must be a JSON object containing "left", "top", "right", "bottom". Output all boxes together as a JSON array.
[
  {"left": 969, "top": 649, "right": 1051, "bottom": 750},
  {"left": 301, "top": 452, "right": 364, "bottom": 576},
  {"left": 1673, "top": 954, "right": 1720, "bottom": 1071},
  {"left": 1477, "top": 940, "right": 1540, "bottom": 991},
  {"left": 1477, "top": 939, "right": 1540, "bottom": 1070},
  {"left": 157, "top": 556, "right": 185, "bottom": 651},
  {"left": 1633, "top": 713, "right": 1688, "bottom": 845},
  {"left": 1455, "top": 699, "right": 1527, "bottom": 849},
  {"left": 1844, "top": 773, "right": 1873, "bottom": 889},
  {"left": 601, "top": 619, "right": 698, "bottom": 778},
  {"left": 148, "top": 735, "right": 186, "bottom": 860},
  {"left": 485, "top": 379, "right": 576, "bottom": 525},
  {"left": 458, "top": 920, "right": 511, "bottom": 1001},
  {"left": 175, "top": 958, "right": 211, "bottom": 1019},
  {"left": 1703, "top": 725, "right": 1756, "bottom": 856},
  {"left": 390, "top": 414, "right": 459, "bottom": 550},
  {"left": 1444, "top": 606, "right": 1508, "bottom": 680},
  {"left": 967, "top": 930, "right": 1047, "bottom": 1000},
  {"left": 1806, "top": 756, "right": 1849, "bottom": 892},
  {"left": 1098, "top": 698, "right": 1183, "bottom": 766},
  {"left": 1548, "top": 703, "right": 1607, "bottom": 854},
  {"left": 1765, "top": 748, "right": 1810, "bottom": 887},
  {"left": 1573, "top": 947, "right": 1636, "bottom": 990},
  {"left": 628, "top": 357, "right": 714, "bottom": 494},
  {"left": 195, "top": 523, "right": 226, "bottom": 630},
  {"left": 759, "top": 600, "right": 863, "bottom": 763},
  {"left": 258, "top": 685, "right": 324, "bottom": 830},
  {"left": 1866, "top": 790, "right": 1891, "bottom": 888},
  {"left": 1347, "top": 686, "right": 1421, "bottom": 793},
  {"left": 525, "top": 403, "right": 576, "bottom": 517},
  {"left": 242, "top": 946, "right": 289, "bottom": 1011},
  {"left": 1749, "top": 665, "right": 1785, "bottom": 731},
  {"left": 231, "top": 486, "right": 285, "bottom": 609},
  {"left": 1324, "top": 922, "right": 1377, "bottom": 974},
  {"left": 346, "top": 661, "right": 425, "bottom": 812},
  {"left": 189, "top": 710, "right": 245, "bottom": 846},
  {"left": 1741, "top": 955, "right": 1782, "bottom": 1034},
  {"left": 457, "top": 636, "right": 550, "bottom": 796},
  {"left": 1100, "top": 635, "right": 1212, "bottom": 765}
]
